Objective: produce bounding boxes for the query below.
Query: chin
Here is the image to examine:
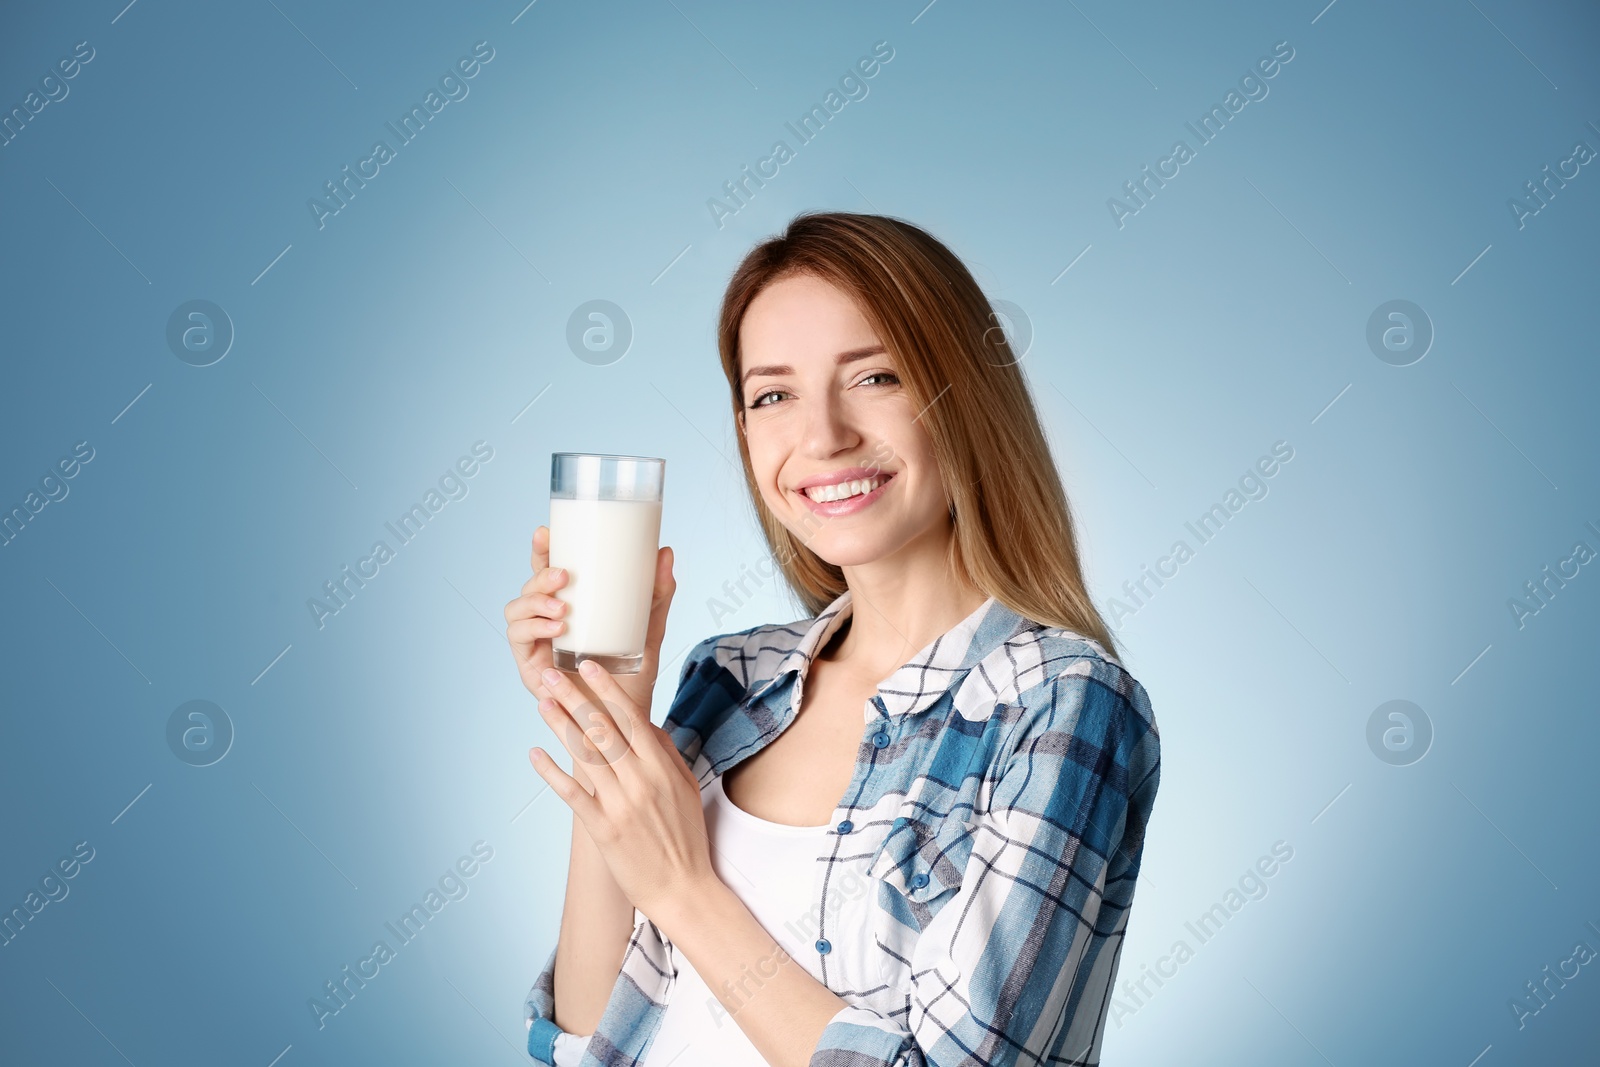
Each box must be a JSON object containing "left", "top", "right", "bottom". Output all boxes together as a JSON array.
[
  {"left": 796, "top": 527, "right": 913, "bottom": 569},
  {"left": 811, "top": 543, "right": 889, "bottom": 569}
]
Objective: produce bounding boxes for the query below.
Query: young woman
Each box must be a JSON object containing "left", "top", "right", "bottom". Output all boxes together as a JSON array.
[{"left": 505, "top": 212, "right": 1160, "bottom": 1066}]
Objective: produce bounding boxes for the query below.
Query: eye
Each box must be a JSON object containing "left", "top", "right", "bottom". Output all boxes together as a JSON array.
[
  {"left": 749, "top": 388, "right": 788, "bottom": 409},
  {"left": 857, "top": 371, "right": 899, "bottom": 388}
]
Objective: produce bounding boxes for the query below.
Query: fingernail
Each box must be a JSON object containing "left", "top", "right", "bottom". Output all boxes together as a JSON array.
[
  {"left": 579, "top": 659, "right": 599, "bottom": 676},
  {"left": 541, "top": 668, "right": 562, "bottom": 686}
]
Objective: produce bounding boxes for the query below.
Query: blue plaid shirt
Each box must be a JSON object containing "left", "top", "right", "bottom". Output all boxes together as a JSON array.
[{"left": 525, "top": 588, "right": 1160, "bottom": 1066}]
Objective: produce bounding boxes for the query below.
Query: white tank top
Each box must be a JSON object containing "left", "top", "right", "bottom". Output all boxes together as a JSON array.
[{"left": 552, "top": 771, "right": 831, "bottom": 1066}]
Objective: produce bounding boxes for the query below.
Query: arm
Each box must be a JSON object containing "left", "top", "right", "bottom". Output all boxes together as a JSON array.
[
  {"left": 551, "top": 761, "right": 635, "bottom": 1033},
  {"left": 550, "top": 630, "right": 849, "bottom": 1067},
  {"left": 516, "top": 532, "right": 683, "bottom": 1063},
  {"left": 526, "top": 759, "right": 637, "bottom": 1066},
  {"left": 653, "top": 879, "right": 847, "bottom": 1067},
  {"left": 524, "top": 630, "right": 712, "bottom": 1064},
  {"left": 809, "top": 659, "right": 1161, "bottom": 1066}
]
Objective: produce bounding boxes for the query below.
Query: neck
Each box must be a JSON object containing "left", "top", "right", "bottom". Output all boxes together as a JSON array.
[{"left": 828, "top": 521, "right": 988, "bottom": 682}]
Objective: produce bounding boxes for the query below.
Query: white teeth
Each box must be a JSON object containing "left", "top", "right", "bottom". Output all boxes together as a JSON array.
[{"left": 803, "top": 475, "right": 888, "bottom": 503}]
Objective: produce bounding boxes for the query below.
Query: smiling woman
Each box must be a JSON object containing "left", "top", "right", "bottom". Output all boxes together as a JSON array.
[
  {"left": 720, "top": 213, "right": 1119, "bottom": 650},
  {"left": 511, "top": 211, "right": 1160, "bottom": 1067}
]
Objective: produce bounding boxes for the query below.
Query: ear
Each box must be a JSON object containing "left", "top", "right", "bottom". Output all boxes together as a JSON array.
[{"left": 736, "top": 409, "right": 746, "bottom": 437}]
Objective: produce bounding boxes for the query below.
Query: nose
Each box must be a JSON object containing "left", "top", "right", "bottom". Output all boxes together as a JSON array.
[{"left": 798, "top": 388, "right": 861, "bottom": 459}]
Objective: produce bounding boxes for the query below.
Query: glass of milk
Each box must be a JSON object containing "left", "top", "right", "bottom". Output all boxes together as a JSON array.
[{"left": 548, "top": 453, "right": 665, "bottom": 675}]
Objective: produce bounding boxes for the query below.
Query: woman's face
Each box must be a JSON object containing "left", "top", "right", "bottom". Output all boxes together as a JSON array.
[{"left": 737, "top": 272, "right": 951, "bottom": 569}]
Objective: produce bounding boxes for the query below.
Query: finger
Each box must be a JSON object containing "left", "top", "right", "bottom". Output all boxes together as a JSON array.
[
  {"left": 570, "top": 697, "right": 704, "bottom": 846},
  {"left": 520, "top": 566, "right": 568, "bottom": 598},
  {"left": 577, "top": 658, "right": 664, "bottom": 775},
  {"left": 506, "top": 615, "right": 565, "bottom": 648},
  {"left": 530, "top": 524, "right": 549, "bottom": 573},
  {"left": 534, "top": 693, "right": 618, "bottom": 785},
  {"left": 506, "top": 604, "right": 562, "bottom": 683},
  {"left": 504, "top": 590, "right": 570, "bottom": 624},
  {"left": 506, "top": 544, "right": 570, "bottom": 683},
  {"left": 523, "top": 655, "right": 555, "bottom": 701},
  {"left": 639, "top": 545, "right": 677, "bottom": 680},
  {"left": 529, "top": 747, "right": 607, "bottom": 830},
  {"left": 541, "top": 668, "right": 635, "bottom": 774}
]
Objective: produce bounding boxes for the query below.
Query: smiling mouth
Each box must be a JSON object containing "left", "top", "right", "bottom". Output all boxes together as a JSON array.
[{"left": 799, "top": 473, "right": 893, "bottom": 503}]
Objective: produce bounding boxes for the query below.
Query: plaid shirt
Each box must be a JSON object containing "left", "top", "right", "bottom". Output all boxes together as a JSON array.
[{"left": 525, "top": 588, "right": 1160, "bottom": 1066}]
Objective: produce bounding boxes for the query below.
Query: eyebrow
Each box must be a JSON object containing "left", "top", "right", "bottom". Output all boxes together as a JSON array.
[{"left": 740, "top": 345, "right": 887, "bottom": 387}]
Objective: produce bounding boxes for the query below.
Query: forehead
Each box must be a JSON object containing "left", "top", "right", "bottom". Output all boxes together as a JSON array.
[{"left": 739, "top": 273, "right": 883, "bottom": 365}]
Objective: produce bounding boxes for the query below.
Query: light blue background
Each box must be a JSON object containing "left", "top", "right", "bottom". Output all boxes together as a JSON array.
[{"left": 2, "top": 1, "right": 1596, "bottom": 1064}]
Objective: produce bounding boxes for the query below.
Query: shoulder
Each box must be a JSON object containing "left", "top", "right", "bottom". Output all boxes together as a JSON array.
[
  {"left": 973, "top": 622, "right": 1154, "bottom": 729},
  {"left": 672, "top": 614, "right": 813, "bottom": 693},
  {"left": 662, "top": 611, "right": 818, "bottom": 735},
  {"left": 977, "top": 622, "right": 1159, "bottom": 789}
]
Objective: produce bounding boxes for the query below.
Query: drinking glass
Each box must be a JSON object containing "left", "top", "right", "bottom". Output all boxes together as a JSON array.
[{"left": 548, "top": 453, "right": 665, "bottom": 675}]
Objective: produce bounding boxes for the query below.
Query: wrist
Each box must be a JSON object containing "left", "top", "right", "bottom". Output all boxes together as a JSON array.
[{"left": 651, "top": 872, "right": 734, "bottom": 947}]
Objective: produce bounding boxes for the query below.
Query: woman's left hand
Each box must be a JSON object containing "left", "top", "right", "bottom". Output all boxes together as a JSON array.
[{"left": 529, "top": 659, "right": 716, "bottom": 923}]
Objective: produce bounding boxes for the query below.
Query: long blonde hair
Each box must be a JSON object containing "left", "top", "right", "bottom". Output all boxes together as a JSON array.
[{"left": 716, "top": 211, "right": 1119, "bottom": 657}]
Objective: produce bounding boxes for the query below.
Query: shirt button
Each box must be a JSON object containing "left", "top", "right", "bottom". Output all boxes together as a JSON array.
[
  {"left": 909, "top": 872, "right": 929, "bottom": 889},
  {"left": 836, "top": 819, "right": 854, "bottom": 834},
  {"left": 872, "top": 731, "right": 890, "bottom": 748},
  {"left": 815, "top": 938, "right": 832, "bottom": 955}
]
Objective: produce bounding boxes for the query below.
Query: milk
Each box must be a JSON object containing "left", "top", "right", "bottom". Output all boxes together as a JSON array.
[{"left": 548, "top": 497, "right": 662, "bottom": 663}]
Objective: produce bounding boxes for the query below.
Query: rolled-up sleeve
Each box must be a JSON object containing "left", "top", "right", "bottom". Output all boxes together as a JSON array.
[
  {"left": 524, "top": 943, "right": 567, "bottom": 1064},
  {"left": 524, "top": 941, "right": 597, "bottom": 1065},
  {"left": 549, "top": 1031, "right": 592, "bottom": 1066},
  {"left": 810, "top": 658, "right": 1161, "bottom": 1067}
]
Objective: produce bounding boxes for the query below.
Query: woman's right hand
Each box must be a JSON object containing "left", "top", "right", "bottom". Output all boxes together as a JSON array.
[
  {"left": 505, "top": 524, "right": 571, "bottom": 705},
  {"left": 506, "top": 525, "right": 680, "bottom": 771}
]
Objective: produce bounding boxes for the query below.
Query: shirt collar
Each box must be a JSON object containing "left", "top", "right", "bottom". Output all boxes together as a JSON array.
[{"left": 747, "top": 587, "right": 1035, "bottom": 720}]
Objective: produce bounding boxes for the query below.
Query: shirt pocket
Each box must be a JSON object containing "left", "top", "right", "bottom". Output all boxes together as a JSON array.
[{"left": 866, "top": 813, "right": 976, "bottom": 993}]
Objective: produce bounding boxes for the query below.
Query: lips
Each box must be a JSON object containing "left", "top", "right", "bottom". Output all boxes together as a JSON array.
[
  {"left": 792, "top": 470, "right": 896, "bottom": 516},
  {"left": 802, "top": 474, "right": 891, "bottom": 503},
  {"left": 793, "top": 465, "right": 894, "bottom": 491}
]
